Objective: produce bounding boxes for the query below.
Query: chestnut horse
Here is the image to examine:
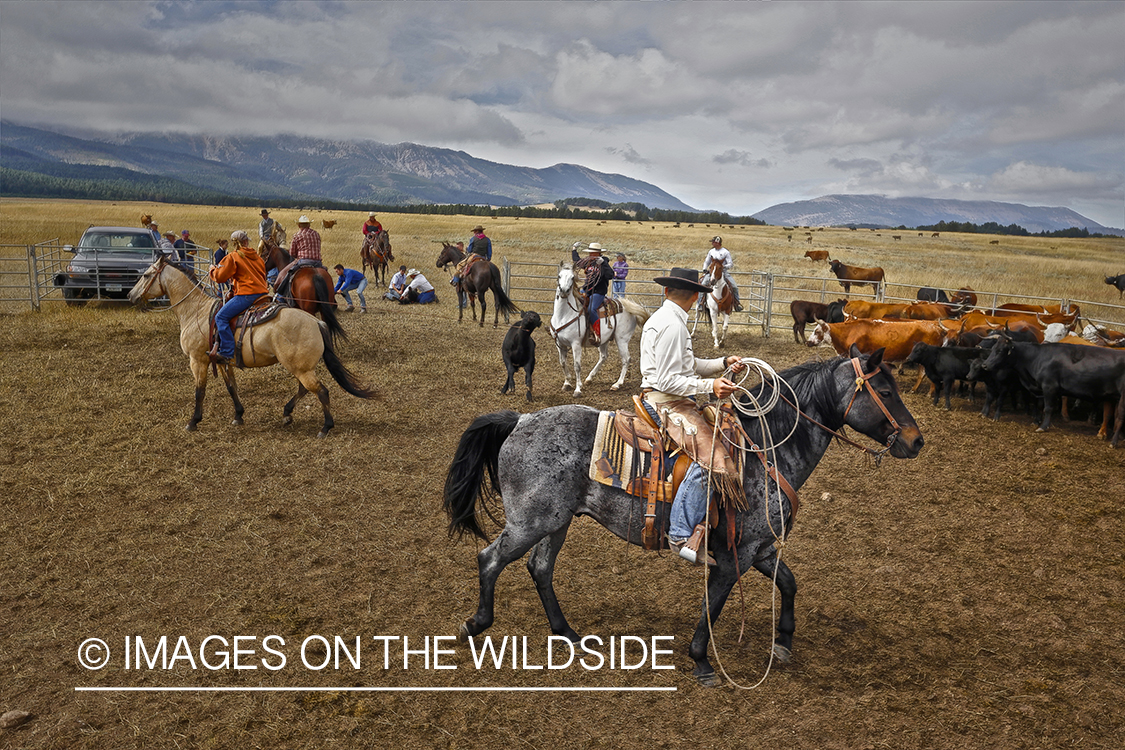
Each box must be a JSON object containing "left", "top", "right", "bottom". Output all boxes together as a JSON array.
[
  {"left": 436, "top": 242, "right": 519, "bottom": 328},
  {"left": 260, "top": 243, "right": 345, "bottom": 345},
  {"left": 361, "top": 230, "right": 394, "bottom": 287}
]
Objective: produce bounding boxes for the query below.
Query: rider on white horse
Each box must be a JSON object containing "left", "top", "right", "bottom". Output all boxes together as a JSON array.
[
  {"left": 702, "top": 236, "right": 743, "bottom": 312},
  {"left": 640, "top": 267, "right": 747, "bottom": 564},
  {"left": 571, "top": 242, "right": 612, "bottom": 344}
]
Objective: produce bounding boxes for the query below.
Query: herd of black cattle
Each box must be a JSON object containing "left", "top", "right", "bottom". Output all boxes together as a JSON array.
[{"left": 788, "top": 285, "right": 1125, "bottom": 448}]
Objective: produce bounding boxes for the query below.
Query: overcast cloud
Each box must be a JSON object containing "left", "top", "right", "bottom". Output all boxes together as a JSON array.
[{"left": 1, "top": 0, "right": 1122, "bottom": 227}]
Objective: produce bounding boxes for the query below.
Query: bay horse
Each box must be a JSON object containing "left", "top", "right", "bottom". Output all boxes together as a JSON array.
[
  {"left": 444, "top": 347, "right": 924, "bottom": 686},
  {"left": 551, "top": 261, "right": 649, "bottom": 395},
  {"left": 435, "top": 243, "right": 519, "bottom": 328},
  {"left": 127, "top": 255, "right": 376, "bottom": 438},
  {"left": 259, "top": 243, "right": 345, "bottom": 345},
  {"left": 360, "top": 230, "right": 393, "bottom": 287},
  {"left": 703, "top": 257, "right": 734, "bottom": 348}
]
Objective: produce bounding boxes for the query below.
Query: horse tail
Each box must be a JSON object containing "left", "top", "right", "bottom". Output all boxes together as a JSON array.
[
  {"left": 318, "top": 325, "right": 377, "bottom": 399},
  {"left": 490, "top": 277, "right": 521, "bottom": 318},
  {"left": 618, "top": 297, "right": 650, "bottom": 325},
  {"left": 443, "top": 410, "right": 521, "bottom": 541},
  {"left": 312, "top": 273, "right": 348, "bottom": 345}
]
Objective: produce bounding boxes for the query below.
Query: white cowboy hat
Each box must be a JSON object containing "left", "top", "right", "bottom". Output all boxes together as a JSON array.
[
  {"left": 406, "top": 268, "right": 419, "bottom": 277},
  {"left": 586, "top": 242, "right": 604, "bottom": 253},
  {"left": 369, "top": 212, "right": 377, "bottom": 218},
  {"left": 298, "top": 215, "right": 311, "bottom": 224}
]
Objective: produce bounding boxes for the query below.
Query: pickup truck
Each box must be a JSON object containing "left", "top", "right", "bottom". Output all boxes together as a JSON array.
[{"left": 54, "top": 226, "right": 162, "bottom": 305}]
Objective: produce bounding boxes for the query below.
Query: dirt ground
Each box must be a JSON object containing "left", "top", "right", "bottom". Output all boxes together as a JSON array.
[{"left": 2, "top": 279, "right": 1123, "bottom": 749}]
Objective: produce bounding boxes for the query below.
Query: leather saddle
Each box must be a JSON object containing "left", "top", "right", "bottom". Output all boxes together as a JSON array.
[{"left": 209, "top": 296, "right": 285, "bottom": 368}]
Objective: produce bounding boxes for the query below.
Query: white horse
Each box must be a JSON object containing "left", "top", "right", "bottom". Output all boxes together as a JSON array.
[
  {"left": 549, "top": 261, "right": 649, "bottom": 396},
  {"left": 703, "top": 257, "right": 734, "bottom": 348}
]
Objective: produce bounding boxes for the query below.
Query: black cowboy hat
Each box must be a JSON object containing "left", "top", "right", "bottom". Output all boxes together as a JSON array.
[{"left": 652, "top": 267, "right": 712, "bottom": 293}]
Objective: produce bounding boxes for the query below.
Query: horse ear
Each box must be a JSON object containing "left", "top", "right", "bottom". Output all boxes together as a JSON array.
[
  {"left": 866, "top": 347, "right": 885, "bottom": 372},
  {"left": 848, "top": 343, "right": 862, "bottom": 359}
]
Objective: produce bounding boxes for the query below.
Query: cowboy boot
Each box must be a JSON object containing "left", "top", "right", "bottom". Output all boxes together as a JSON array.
[{"left": 590, "top": 318, "right": 602, "bottom": 345}]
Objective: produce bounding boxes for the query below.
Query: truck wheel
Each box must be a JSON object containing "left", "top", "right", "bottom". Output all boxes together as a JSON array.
[{"left": 63, "top": 288, "right": 88, "bottom": 307}]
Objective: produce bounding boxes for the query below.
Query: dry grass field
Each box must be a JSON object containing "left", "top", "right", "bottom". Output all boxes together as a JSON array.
[{"left": 1, "top": 198, "right": 1123, "bottom": 749}]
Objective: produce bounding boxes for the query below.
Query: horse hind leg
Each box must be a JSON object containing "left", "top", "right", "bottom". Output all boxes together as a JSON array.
[
  {"left": 283, "top": 382, "right": 309, "bottom": 426},
  {"left": 461, "top": 527, "right": 547, "bottom": 640},
  {"left": 526, "top": 522, "right": 580, "bottom": 641}
]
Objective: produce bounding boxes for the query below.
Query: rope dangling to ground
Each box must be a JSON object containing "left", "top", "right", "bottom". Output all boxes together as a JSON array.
[{"left": 700, "top": 357, "right": 801, "bottom": 690}]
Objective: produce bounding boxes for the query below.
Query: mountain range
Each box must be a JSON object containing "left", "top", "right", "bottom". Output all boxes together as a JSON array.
[
  {"left": 0, "top": 122, "right": 694, "bottom": 210},
  {"left": 751, "top": 194, "right": 1118, "bottom": 235},
  {"left": 2, "top": 121, "right": 1117, "bottom": 234}
]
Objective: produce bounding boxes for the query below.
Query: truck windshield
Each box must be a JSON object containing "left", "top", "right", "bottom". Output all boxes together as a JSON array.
[{"left": 80, "top": 233, "right": 157, "bottom": 251}]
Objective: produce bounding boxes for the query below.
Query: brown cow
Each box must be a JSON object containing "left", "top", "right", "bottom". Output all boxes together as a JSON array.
[
  {"left": 806, "top": 319, "right": 954, "bottom": 362},
  {"left": 828, "top": 260, "right": 885, "bottom": 296},
  {"left": 957, "top": 312, "right": 1048, "bottom": 343},
  {"left": 843, "top": 300, "right": 910, "bottom": 320},
  {"left": 902, "top": 302, "right": 960, "bottom": 320},
  {"left": 804, "top": 249, "right": 830, "bottom": 261},
  {"left": 950, "top": 287, "right": 977, "bottom": 309},
  {"left": 990, "top": 302, "right": 1077, "bottom": 317},
  {"left": 789, "top": 298, "right": 847, "bottom": 343},
  {"left": 322, "top": 219, "right": 337, "bottom": 229}
]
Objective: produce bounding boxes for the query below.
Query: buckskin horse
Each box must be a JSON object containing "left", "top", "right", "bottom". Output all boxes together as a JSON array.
[
  {"left": 259, "top": 243, "right": 345, "bottom": 345},
  {"left": 127, "top": 255, "right": 376, "bottom": 438},
  {"left": 444, "top": 347, "right": 924, "bottom": 685},
  {"left": 436, "top": 242, "right": 519, "bottom": 328},
  {"left": 361, "top": 230, "right": 393, "bottom": 287}
]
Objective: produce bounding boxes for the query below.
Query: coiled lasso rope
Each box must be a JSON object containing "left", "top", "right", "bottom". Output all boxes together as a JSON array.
[{"left": 700, "top": 356, "right": 802, "bottom": 690}]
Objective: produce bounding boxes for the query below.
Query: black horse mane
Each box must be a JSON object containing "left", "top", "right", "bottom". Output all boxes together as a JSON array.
[{"left": 736, "top": 356, "right": 847, "bottom": 458}]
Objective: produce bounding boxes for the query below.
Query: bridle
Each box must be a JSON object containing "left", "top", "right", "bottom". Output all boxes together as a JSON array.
[
  {"left": 135, "top": 257, "right": 216, "bottom": 312},
  {"left": 547, "top": 269, "right": 585, "bottom": 340}
]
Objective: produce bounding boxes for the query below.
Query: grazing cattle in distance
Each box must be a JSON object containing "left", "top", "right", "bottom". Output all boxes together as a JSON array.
[
  {"left": 950, "top": 287, "right": 977, "bottom": 309},
  {"left": 977, "top": 335, "right": 1125, "bottom": 447},
  {"left": 805, "top": 318, "right": 953, "bottom": 362},
  {"left": 322, "top": 219, "right": 337, "bottom": 229},
  {"left": 892, "top": 235, "right": 902, "bottom": 241},
  {"left": 989, "top": 239, "right": 1000, "bottom": 245},
  {"left": 905, "top": 342, "right": 984, "bottom": 410},
  {"left": 1106, "top": 274, "right": 1125, "bottom": 298},
  {"left": 828, "top": 260, "right": 885, "bottom": 296},
  {"left": 932, "top": 232, "right": 940, "bottom": 238},
  {"left": 804, "top": 249, "right": 830, "bottom": 261},
  {"left": 806, "top": 235, "right": 813, "bottom": 244},
  {"left": 916, "top": 287, "right": 950, "bottom": 304},
  {"left": 789, "top": 298, "right": 847, "bottom": 343},
  {"left": 500, "top": 310, "right": 542, "bottom": 401}
]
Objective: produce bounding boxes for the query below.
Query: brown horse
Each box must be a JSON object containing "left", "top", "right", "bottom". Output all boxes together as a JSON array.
[
  {"left": 436, "top": 243, "right": 519, "bottom": 328},
  {"left": 127, "top": 255, "right": 376, "bottom": 438},
  {"left": 259, "top": 243, "right": 346, "bottom": 344},
  {"left": 360, "top": 230, "right": 393, "bottom": 287}
]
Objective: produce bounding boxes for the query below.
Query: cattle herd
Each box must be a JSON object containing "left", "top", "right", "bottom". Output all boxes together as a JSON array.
[{"left": 792, "top": 284, "right": 1125, "bottom": 448}]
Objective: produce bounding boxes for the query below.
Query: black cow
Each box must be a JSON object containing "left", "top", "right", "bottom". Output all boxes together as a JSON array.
[
  {"left": 916, "top": 287, "right": 950, "bottom": 303},
  {"left": 905, "top": 342, "right": 983, "bottom": 410},
  {"left": 1106, "top": 274, "right": 1125, "bottom": 298},
  {"left": 966, "top": 338, "right": 1030, "bottom": 421},
  {"left": 977, "top": 334, "right": 1125, "bottom": 446},
  {"left": 789, "top": 298, "right": 847, "bottom": 343},
  {"left": 500, "top": 310, "right": 542, "bottom": 401}
]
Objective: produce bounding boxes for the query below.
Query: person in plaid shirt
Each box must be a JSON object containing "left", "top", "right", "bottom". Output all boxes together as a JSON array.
[{"left": 289, "top": 216, "right": 322, "bottom": 261}]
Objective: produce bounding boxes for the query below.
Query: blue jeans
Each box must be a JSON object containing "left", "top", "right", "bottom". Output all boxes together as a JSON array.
[
  {"left": 670, "top": 463, "right": 708, "bottom": 539},
  {"left": 612, "top": 280, "right": 625, "bottom": 298},
  {"left": 587, "top": 292, "right": 605, "bottom": 324},
  {"left": 338, "top": 277, "right": 368, "bottom": 308},
  {"left": 215, "top": 294, "right": 260, "bottom": 357}
]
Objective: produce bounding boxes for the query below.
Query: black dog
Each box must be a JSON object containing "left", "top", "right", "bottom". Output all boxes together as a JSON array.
[{"left": 501, "top": 310, "right": 542, "bottom": 401}]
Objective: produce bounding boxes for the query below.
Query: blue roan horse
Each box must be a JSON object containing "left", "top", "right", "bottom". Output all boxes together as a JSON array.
[{"left": 444, "top": 347, "right": 924, "bottom": 686}]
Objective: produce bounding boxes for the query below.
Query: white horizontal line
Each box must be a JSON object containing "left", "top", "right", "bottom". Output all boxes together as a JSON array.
[{"left": 75, "top": 686, "right": 676, "bottom": 693}]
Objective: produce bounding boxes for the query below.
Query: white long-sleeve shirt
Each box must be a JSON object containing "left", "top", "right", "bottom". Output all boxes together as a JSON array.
[
  {"left": 704, "top": 246, "right": 732, "bottom": 271},
  {"left": 640, "top": 299, "right": 726, "bottom": 397}
]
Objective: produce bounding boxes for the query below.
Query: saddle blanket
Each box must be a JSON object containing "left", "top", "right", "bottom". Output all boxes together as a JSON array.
[{"left": 588, "top": 410, "right": 668, "bottom": 496}]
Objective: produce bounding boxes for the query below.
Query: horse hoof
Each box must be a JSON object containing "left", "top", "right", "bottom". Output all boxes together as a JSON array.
[
  {"left": 316, "top": 430, "right": 329, "bottom": 439},
  {"left": 695, "top": 670, "right": 722, "bottom": 688},
  {"left": 232, "top": 418, "right": 243, "bottom": 426},
  {"left": 282, "top": 417, "right": 293, "bottom": 426},
  {"left": 185, "top": 423, "right": 198, "bottom": 432},
  {"left": 772, "top": 644, "right": 792, "bottom": 664},
  {"left": 458, "top": 622, "right": 472, "bottom": 642},
  {"left": 610, "top": 384, "right": 620, "bottom": 391}
]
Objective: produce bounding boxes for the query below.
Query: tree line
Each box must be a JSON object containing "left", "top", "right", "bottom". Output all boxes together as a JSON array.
[{"left": 912, "top": 220, "right": 1109, "bottom": 239}]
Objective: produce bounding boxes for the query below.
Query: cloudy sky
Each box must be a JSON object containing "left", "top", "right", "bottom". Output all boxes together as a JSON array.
[{"left": 2, "top": 0, "right": 1123, "bottom": 227}]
